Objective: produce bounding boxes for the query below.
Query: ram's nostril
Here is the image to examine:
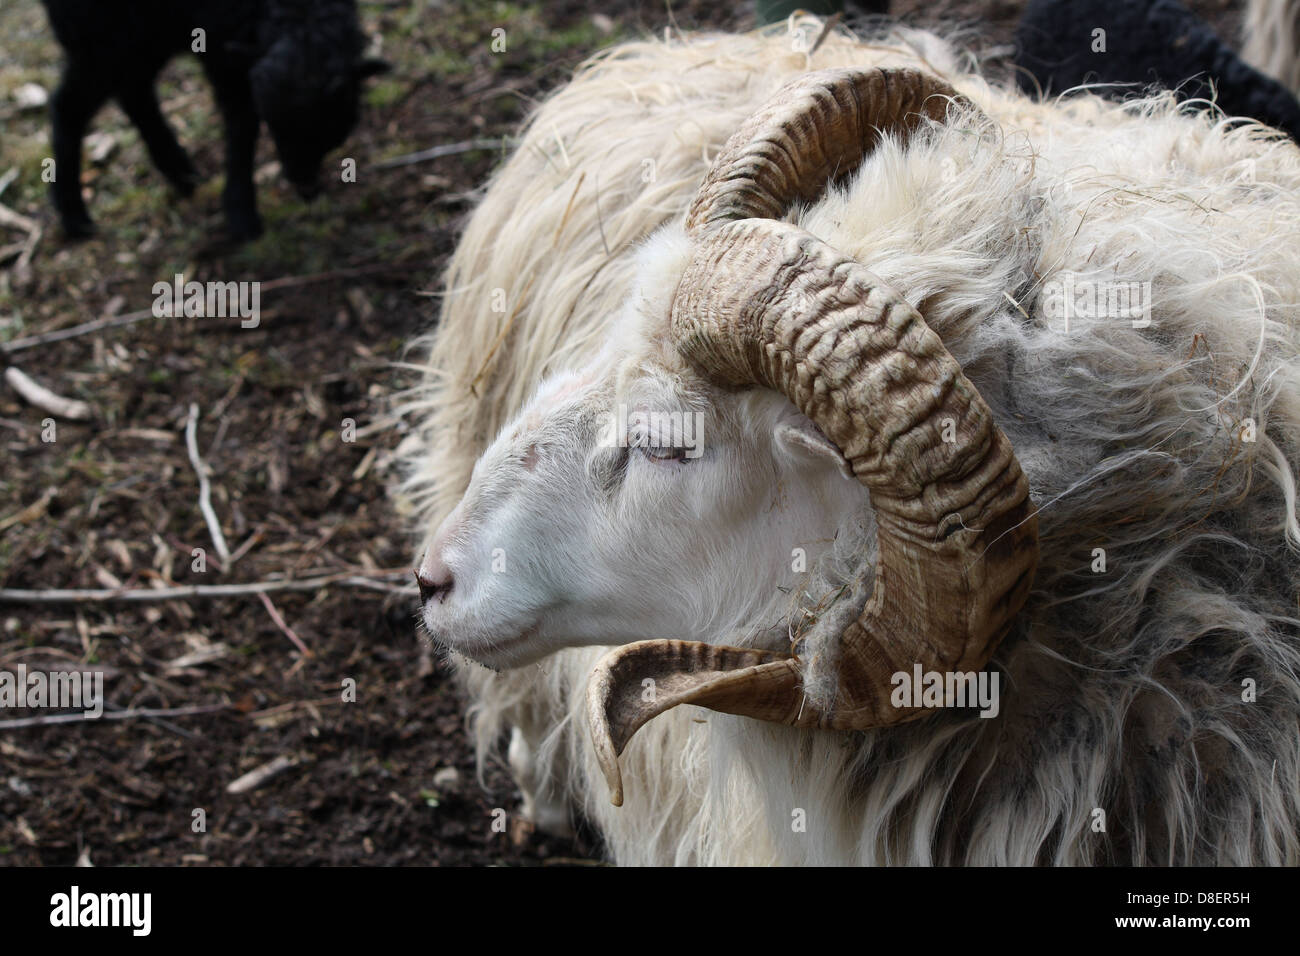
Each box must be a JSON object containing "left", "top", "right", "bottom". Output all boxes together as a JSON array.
[{"left": 415, "top": 554, "right": 454, "bottom": 604}]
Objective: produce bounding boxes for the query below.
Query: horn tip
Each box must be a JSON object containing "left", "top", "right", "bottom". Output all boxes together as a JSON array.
[
  {"left": 596, "top": 735, "right": 625, "bottom": 807},
  {"left": 587, "top": 656, "right": 626, "bottom": 807}
]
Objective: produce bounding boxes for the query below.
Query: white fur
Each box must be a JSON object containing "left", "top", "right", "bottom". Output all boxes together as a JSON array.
[
  {"left": 397, "top": 18, "right": 1300, "bottom": 865},
  {"left": 1244, "top": 0, "right": 1300, "bottom": 94}
]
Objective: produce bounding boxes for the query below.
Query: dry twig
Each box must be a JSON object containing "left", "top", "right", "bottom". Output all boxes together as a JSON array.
[
  {"left": 0, "top": 570, "right": 413, "bottom": 605},
  {"left": 0, "top": 702, "right": 227, "bottom": 731},
  {"left": 373, "top": 137, "right": 506, "bottom": 169},
  {"left": 226, "top": 754, "right": 300, "bottom": 794},
  {"left": 1, "top": 263, "right": 410, "bottom": 355},
  {"left": 1, "top": 308, "right": 157, "bottom": 354},
  {"left": 4, "top": 366, "right": 95, "bottom": 420},
  {"left": 258, "top": 592, "right": 312, "bottom": 657},
  {"left": 184, "top": 403, "right": 231, "bottom": 564}
]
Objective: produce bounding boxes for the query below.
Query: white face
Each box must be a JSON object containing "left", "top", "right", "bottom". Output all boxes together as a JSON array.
[{"left": 417, "top": 353, "right": 865, "bottom": 670}]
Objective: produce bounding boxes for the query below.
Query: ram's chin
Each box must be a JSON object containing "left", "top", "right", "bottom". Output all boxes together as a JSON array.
[{"left": 433, "top": 621, "right": 550, "bottom": 671}]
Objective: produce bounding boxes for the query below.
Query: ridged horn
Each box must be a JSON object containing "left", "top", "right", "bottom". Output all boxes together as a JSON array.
[
  {"left": 685, "top": 67, "right": 972, "bottom": 235},
  {"left": 588, "top": 68, "right": 1036, "bottom": 807}
]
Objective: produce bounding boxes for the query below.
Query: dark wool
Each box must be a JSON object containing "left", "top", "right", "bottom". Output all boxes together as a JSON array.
[
  {"left": 1015, "top": 0, "right": 1300, "bottom": 142},
  {"left": 41, "top": 0, "right": 386, "bottom": 240}
]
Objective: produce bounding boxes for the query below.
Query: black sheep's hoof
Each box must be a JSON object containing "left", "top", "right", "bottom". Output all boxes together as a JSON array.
[
  {"left": 225, "top": 218, "right": 264, "bottom": 243},
  {"left": 172, "top": 176, "right": 199, "bottom": 199},
  {"left": 61, "top": 217, "right": 97, "bottom": 241},
  {"left": 166, "top": 165, "right": 201, "bottom": 198}
]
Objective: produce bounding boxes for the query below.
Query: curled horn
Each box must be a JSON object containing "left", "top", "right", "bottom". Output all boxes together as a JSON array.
[
  {"left": 685, "top": 68, "right": 973, "bottom": 234},
  {"left": 588, "top": 68, "right": 1037, "bottom": 806}
]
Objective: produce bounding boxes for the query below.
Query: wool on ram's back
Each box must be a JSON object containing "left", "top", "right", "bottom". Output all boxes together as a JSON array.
[
  {"left": 1244, "top": 0, "right": 1300, "bottom": 94},
  {"left": 397, "top": 18, "right": 1300, "bottom": 865}
]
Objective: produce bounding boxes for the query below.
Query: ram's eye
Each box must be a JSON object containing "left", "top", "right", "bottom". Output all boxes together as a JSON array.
[{"left": 638, "top": 444, "right": 690, "bottom": 462}]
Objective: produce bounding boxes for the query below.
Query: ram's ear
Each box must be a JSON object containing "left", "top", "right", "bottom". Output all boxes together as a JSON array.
[
  {"left": 355, "top": 57, "right": 392, "bottom": 79},
  {"left": 774, "top": 414, "right": 852, "bottom": 479}
]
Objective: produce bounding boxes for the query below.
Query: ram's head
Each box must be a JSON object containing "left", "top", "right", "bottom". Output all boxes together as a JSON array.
[{"left": 418, "top": 69, "right": 1039, "bottom": 804}]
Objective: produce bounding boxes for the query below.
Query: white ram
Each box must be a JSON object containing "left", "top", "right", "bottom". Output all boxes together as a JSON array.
[{"left": 398, "top": 19, "right": 1300, "bottom": 865}]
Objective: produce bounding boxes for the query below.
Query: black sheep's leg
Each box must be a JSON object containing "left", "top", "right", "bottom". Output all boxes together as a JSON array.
[
  {"left": 49, "top": 64, "right": 110, "bottom": 238},
  {"left": 221, "top": 104, "right": 262, "bottom": 240},
  {"left": 203, "top": 61, "right": 262, "bottom": 241},
  {"left": 116, "top": 80, "right": 199, "bottom": 196}
]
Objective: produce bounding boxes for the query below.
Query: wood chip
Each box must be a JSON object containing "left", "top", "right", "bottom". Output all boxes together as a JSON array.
[
  {"left": 164, "top": 643, "right": 230, "bottom": 672},
  {"left": 93, "top": 566, "right": 123, "bottom": 590},
  {"left": 226, "top": 754, "right": 300, "bottom": 795},
  {"left": 117, "top": 428, "right": 177, "bottom": 443}
]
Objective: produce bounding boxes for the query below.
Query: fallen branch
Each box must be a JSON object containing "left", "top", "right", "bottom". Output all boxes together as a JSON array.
[
  {"left": 0, "top": 702, "right": 227, "bottom": 731},
  {"left": 185, "top": 403, "right": 231, "bottom": 564},
  {"left": 0, "top": 570, "right": 413, "bottom": 605},
  {"left": 256, "top": 262, "right": 413, "bottom": 292},
  {"left": 1, "top": 308, "right": 157, "bottom": 354},
  {"left": 246, "top": 697, "right": 342, "bottom": 722},
  {"left": 1, "top": 263, "right": 410, "bottom": 355},
  {"left": 373, "top": 137, "right": 507, "bottom": 170},
  {"left": 4, "top": 366, "right": 95, "bottom": 420}
]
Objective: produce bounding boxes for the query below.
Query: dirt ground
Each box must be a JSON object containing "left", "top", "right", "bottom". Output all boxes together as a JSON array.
[{"left": 0, "top": 0, "right": 1246, "bottom": 866}]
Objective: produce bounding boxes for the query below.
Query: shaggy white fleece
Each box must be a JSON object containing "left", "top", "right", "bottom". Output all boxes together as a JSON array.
[{"left": 396, "top": 17, "right": 1300, "bottom": 865}]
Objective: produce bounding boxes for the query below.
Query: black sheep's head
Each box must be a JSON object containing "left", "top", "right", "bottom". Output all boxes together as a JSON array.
[{"left": 250, "top": 37, "right": 390, "bottom": 199}]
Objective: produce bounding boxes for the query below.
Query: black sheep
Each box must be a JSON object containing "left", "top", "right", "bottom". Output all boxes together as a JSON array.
[
  {"left": 1015, "top": 0, "right": 1300, "bottom": 142},
  {"left": 41, "top": 0, "right": 389, "bottom": 240}
]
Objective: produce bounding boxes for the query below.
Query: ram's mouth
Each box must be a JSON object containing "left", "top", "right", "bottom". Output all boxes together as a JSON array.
[{"left": 430, "top": 621, "right": 544, "bottom": 671}]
